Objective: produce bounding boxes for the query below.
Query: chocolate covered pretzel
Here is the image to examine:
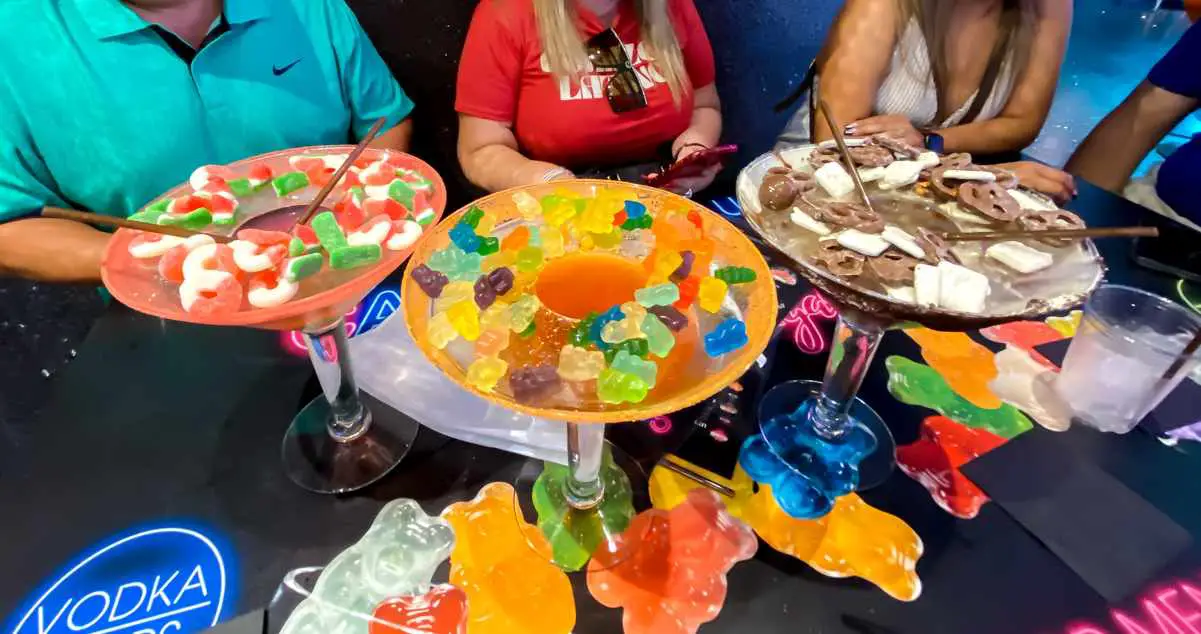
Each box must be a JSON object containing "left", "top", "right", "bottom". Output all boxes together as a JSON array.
[
  {"left": 915, "top": 227, "right": 955, "bottom": 264},
  {"left": 959, "top": 182, "right": 1023, "bottom": 222},
  {"left": 868, "top": 250, "right": 919, "bottom": 283},
  {"left": 1017, "top": 209, "right": 1086, "bottom": 246},
  {"left": 808, "top": 147, "right": 843, "bottom": 169},
  {"left": 873, "top": 134, "right": 922, "bottom": 159},
  {"left": 818, "top": 202, "right": 885, "bottom": 234},
  {"left": 815, "top": 241, "right": 865, "bottom": 277},
  {"left": 848, "top": 144, "right": 896, "bottom": 168}
]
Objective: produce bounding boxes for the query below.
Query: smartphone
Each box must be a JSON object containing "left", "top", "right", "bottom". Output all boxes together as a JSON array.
[
  {"left": 644, "top": 144, "right": 738, "bottom": 188},
  {"left": 1131, "top": 213, "right": 1201, "bottom": 283}
]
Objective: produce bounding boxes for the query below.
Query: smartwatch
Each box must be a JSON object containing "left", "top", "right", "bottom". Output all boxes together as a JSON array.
[{"left": 923, "top": 131, "right": 945, "bottom": 154}]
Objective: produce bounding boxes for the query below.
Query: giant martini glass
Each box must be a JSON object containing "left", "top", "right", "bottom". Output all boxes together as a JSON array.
[
  {"left": 735, "top": 144, "right": 1104, "bottom": 518},
  {"left": 401, "top": 180, "right": 776, "bottom": 570},
  {"left": 102, "top": 146, "right": 446, "bottom": 494}
]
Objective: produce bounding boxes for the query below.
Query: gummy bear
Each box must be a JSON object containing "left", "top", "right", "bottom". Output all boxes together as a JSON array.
[
  {"left": 516, "top": 246, "right": 544, "bottom": 272},
  {"left": 281, "top": 499, "right": 456, "bottom": 634},
  {"left": 603, "top": 338, "right": 650, "bottom": 364},
  {"left": 649, "top": 305, "right": 688, "bottom": 332},
  {"left": 591, "top": 306, "right": 625, "bottom": 348},
  {"left": 640, "top": 313, "right": 676, "bottom": 358},
  {"left": 533, "top": 446, "right": 635, "bottom": 571},
  {"left": 501, "top": 225, "right": 530, "bottom": 251},
  {"left": 670, "top": 251, "right": 694, "bottom": 282},
  {"left": 570, "top": 312, "right": 600, "bottom": 348},
  {"left": 885, "top": 356, "right": 1033, "bottom": 438},
  {"left": 697, "top": 276, "right": 728, "bottom": 313},
  {"left": 673, "top": 276, "right": 699, "bottom": 311},
  {"left": 903, "top": 329, "right": 1001, "bottom": 409},
  {"left": 647, "top": 250, "right": 683, "bottom": 284},
  {"left": 449, "top": 222, "right": 481, "bottom": 253},
  {"left": 635, "top": 283, "right": 680, "bottom": 307},
  {"left": 466, "top": 356, "right": 508, "bottom": 393},
  {"left": 427, "top": 245, "right": 482, "bottom": 281},
  {"left": 713, "top": 265, "right": 757, "bottom": 285},
  {"left": 460, "top": 206, "right": 485, "bottom": 228},
  {"left": 541, "top": 194, "right": 579, "bottom": 227},
  {"left": 559, "top": 345, "right": 607, "bottom": 381},
  {"left": 896, "top": 416, "right": 1007, "bottom": 519},
  {"left": 371, "top": 585, "right": 467, "bottom": 634},
  {"left": 597, "top": 367, "right": 650, "bottom": 404},
  {"left": 610, "top": 350, "right": 658, "bottom": 388},
  {"left": 473, "top": 277, "right": 498, "bottom": 309},
  {"left": 703, "top": 318, "right": 748, "bottom": 357},
  {"left": 587, "top": 489, "right": 757, "bottom": 634},
  {"left": 485, "top": 263, "right": 515, "bottom": 295},
  {"left": 427, "top": 312, "right": 458, "bottom": 349},
  {"left": 509, "top": 294, "right": 541, "bottom": 333},
  {"left": 479, "top": 300, "right": 512, "bottom": 331},
  {"left": 447, "top": 301, "right": 481, "bottom": 341},
  {"left": 601, "top": 318, "right": 647, "bottom": 345},
  {"left": 513, "top": 191, "right": 542, "bottom": 220},
  {"left": 541, "top": 225, "right": 566, "bottom": 258},
  {"left": 482, "top": 249, "right": 517, "bottom": 272},
  {"left": 410, "top": 264, "right": 449, "bottom": 298},
  {"left": 475, "top": 327, "right": 511, "bottom": 358},
  {"left": 434, "top": 281, "right": 474, "bottom": 314},
  {"left": 618, "top": 302, "right": 648, "bottom": 327},
  {"left": 442, "top": 483, "right": 575, "bottom": 634},
  {"left": 509, "top": 365, "right": 562, "bottom": 403},
  {"left": 740, "top": 400, "right": 877, "bottom": 519}
]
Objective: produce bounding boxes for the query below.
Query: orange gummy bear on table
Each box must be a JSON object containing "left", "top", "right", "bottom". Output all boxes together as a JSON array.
[
  {"left": 649, "top": 460, "right": 924, "bottom": 602},
  {"left": 441, "top": 483, "right": 575, "bottom": 634},
  {"left": 587, "top": 489, "right": 757, "bottom": 634},
  {"left": 903, "top": 329, "right": 1000, "bottom": 409}
]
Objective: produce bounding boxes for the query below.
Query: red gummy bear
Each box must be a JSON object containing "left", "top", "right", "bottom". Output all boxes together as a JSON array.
[
  {"left": 587, "top": 489, "right": 757, "bottom": 634},
  {"left": 896, "top": 416, "right": 1007, "bottom": 519},
  {"left": 370, "top": 584, "right": 467, "bottom": 634}
]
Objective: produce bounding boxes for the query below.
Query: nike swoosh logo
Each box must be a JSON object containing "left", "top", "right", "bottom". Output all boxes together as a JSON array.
[{"left": 273, "top": 59, "right": 301, "bottom": 76}]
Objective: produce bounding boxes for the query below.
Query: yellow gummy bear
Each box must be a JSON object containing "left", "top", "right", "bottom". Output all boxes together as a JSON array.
[
  {"left": 483, "top": 249, "right": 517, "bottom": 272},
  {"left": 541, "top": 225, "right": 566, "bottom": 259},
  {"left": 648, "top": 250, "right": 683, "bottom": 285},
  {"left": 649, "top": 460, "right": 924, "bottom": 602},
  {"left": 619, "top": 301, "right": 648, "bottom": 326},
  {"left": 476, "top": 211, "right": 498, "bottom": 236},
  {"left": 442, "top": 483, "right": 575, "bottom": 634},
  {"left": 509, "top": 294, "right": 541, "bottom": 333},
  {"left": 427, "top": 312, "right": 458, "bottom": 349},
  {"left": 480, "top": 300, "right": 512, "bottom": 331},
  {"left": 435, "top": 280, "right": 475, "bottom": 314},
  {"left": 601, "top": 317, "right": 647, "bottom": 344},
  {"left": 447, "top": 300, "right": 481, "bottom": 341},
  {"left": 466, "top": 356, "right": 509, "bottom": 392},
  {"left": 697, "top": 276, "right": 728, "bottom": 313},
  {"left": 558, "top": 345, "right": 606, "bottom": 381},
  {"left": 592, "top": 227, "right": 623, "bottom": 249},
  {"left": 513, "top": 191, "right": 541, "bottom": 221}
]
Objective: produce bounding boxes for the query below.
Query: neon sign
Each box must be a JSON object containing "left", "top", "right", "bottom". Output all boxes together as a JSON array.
[
  {"left": 1064, "top": 574, "right": 1201, "bottom": 634},
  {"left": 646, "top": 416, "right": 673, "bottom": 435},
  {"left": 706, "top": 197, "right": 744, "bottom": 218},
  {"left": 6, "top": 525, "right": 233, "bottom": 634},
  {"left": 1178, "top": 280, "right": 1200, "bottom": 315},
  {"left": 280, "top": 283, "right": 402, "bottom": 358},
  {"left": 781, "top": 290, "right": 839, "bottom": 354}
]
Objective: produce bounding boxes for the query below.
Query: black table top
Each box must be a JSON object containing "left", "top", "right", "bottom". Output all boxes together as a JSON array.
[{"left": 2, "top": 180, "right": 1200, "bottom": 634}]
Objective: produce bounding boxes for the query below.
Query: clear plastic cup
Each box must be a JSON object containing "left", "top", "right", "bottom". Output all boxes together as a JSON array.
[{"left": 1055, "top": 284, "right": 1201, "bottom": 433}]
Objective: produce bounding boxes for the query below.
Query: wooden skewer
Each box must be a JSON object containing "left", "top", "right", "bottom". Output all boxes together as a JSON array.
[
  {"left": 295, "top": 116, "right": 388, "bottom": 227},
  {"left": 817, "top": 97, "right": 876, "bottom": 215},
  {"left": 942, "top": 226, "right": 1159, "bottom": 242},
  {"left": 657, "top": 458, "right": 736, "bottom": 498},
  {"left": 1156, "top": 330, "right": 1201, "bottom": 391},
  {"left": 42, "top": 207, "right": 232, "bottom": 243}
]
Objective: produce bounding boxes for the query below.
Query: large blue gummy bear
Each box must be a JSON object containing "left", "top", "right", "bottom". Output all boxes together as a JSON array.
[{"left": 739, "top": 400, "right": 877, "bottom": 519}]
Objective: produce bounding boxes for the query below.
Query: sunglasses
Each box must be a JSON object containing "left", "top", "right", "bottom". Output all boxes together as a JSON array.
[{"left": 585, "top": 28, "right": 648, "bottom": 113}]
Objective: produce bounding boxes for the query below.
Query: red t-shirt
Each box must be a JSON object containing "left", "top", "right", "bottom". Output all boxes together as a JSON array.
[{"left": 455, "top": 0, "right": 716, "bottom": 169}]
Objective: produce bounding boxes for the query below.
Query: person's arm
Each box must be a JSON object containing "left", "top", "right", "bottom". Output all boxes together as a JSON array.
[
  {"left": 0, "top": 219, "right": 109, "bottom": 282},
  {"left": 325, "top": 0, "right": 415, "bottom": 151},
  {"left": 458, "top": 116, "right": 572, "bottom": 192},
  {"left": 810, "top": 0, "right": 902, "bottom": 143}
]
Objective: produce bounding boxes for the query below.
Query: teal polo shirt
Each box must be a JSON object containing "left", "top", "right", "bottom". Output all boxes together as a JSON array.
[{"left": 0, "top": 0, "right": 414, "bottom": 222}]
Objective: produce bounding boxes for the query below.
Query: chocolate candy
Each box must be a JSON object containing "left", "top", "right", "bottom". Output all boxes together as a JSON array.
[
  {"left": 759, "top": 172, "right": 799, "bottom": 211},
  {"left": 818, "top": 202, "right": 885, "bottom": 234},
  {"left": 959, "top": 182, "right": 1023, "bottom": 222},
  {"left": 868, "top": 250, "right": 919, "bottom": 284},
  {"left": 815, "top": 241, "right": 865, "bottom": 278}
]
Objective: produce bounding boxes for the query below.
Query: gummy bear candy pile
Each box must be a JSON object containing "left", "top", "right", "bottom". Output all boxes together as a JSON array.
[
  {"left": 406, "top": 184, "right": 773, "bottom": 415},
  {"left": 116, "top": 149, "right": 440, "bottom": 316}
]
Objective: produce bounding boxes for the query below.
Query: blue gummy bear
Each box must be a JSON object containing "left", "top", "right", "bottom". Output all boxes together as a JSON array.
[
  {"left": 703, "top": 318, "right": 748, "bottom": 357},
  {"left": 591, "top": 305, "right": 625, "bottom": 350},
  {"left": 738, "top": 401, "right": 877, "bottom": 519},
  {"left": 624, "top": 200, "right": 647, "bottom": 219},
  {"left": 449, "top": 221, "right": 482, "bottom": 253}
]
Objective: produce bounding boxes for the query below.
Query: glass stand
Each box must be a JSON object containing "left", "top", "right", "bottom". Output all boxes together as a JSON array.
[
  {"left": 512, "top": 422, "right": 648, "bottom": 572},
  {"left": 743, "top": 308, "right": 896, "bottom": 519},
  {"left": 282, "top": 316, "right": 419, "bottom": 494}
]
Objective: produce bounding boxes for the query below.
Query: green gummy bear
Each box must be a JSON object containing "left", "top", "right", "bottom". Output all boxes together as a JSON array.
[
  {"left": 640, "top": 313, "right": 675, "bottom": 358},
  {"left": 157, "top": 209, "right": 212, "bottom": 230},
  {"left": 388, "top": 180, "right": 416, "bottom": 209},
  {"left": 310, "top": 211, "right": 348, "bottom": 251},
  {"left": 621, "top": 215, "right": 653, "bottom": 231},
  {"left": 532, "top": 446, "right": 634, "bottom": 571},
  {"left": 603, "top": 338, "right": 649, "bottom": 363},
  {"left": 597, "top": 367, "right": 649, "bottom": 404},
  {"left": 477, "top": 236, "right": 499, "bottom": 255},
  {"left": 272, "top": 171, "right": 310, "bottom": 197},
  {"left": 634, "top": 283, "right": 679, "bottom": 307},
  {"left": 329, "top": 244, "right": 382, "bottom": 270},
  {"left": 885, "top": 355, "right": 1033, "bottom": 439},
  {"left": 461, "top": 206, "right": 485, "bottom": 228},
  {"left": 570, "top": 313, "right": 599, "bottom": 348},
  {"left": 427, "top": 245, "right": 482, "bottom": 281},
  {"left": 610, "top": 350, "right": 657, "bottom": 388},
  {"left": 714, "top": 265, "right": 757, "bottom": 285}
]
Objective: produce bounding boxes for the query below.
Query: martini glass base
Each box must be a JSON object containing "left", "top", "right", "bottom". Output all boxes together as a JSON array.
[
  {"left": 281, "top": 391, "right": 418, "bottom": 494},
  {"left": 512, "top": 438, "right": 649, "bottom": 572},
  {"left": 758, "top": 379, "right": 896, "bottom": 491}
]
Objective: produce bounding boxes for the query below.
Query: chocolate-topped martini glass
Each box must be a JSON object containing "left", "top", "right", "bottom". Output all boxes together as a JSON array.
[{"left": 735, "top": 140, "right": 1104, "bottom": 519}]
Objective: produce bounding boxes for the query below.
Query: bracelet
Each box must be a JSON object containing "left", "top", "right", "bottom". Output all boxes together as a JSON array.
[
  {"left": 540, "top": 167, "right": 572, "bottom": 182},
  {"left": 673, "top": 142, "right": 710, "bottom": 161}
]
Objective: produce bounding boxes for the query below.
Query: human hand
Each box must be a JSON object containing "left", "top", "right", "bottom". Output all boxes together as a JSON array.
[
  {"left": 844, "top": 115, "right": 924, "bottom": 148},
  {"left": 662, "top": 144, "right": 722, "bottom": 198},
  {"left": 995, "top": 161, "right": 1077, "bottom": 203}
]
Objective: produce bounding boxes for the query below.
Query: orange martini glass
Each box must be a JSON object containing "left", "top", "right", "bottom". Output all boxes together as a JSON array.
[
  {"left": 401, "top": 180, "right": 776, "bottom": 569},
  {"left": 101, "top": 146, "right": 446, "bottom": 494}
]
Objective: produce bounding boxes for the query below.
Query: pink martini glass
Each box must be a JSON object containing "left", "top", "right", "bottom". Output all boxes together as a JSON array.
[{"left": 101, "top": 145, "right": 446, "bottom": 494}]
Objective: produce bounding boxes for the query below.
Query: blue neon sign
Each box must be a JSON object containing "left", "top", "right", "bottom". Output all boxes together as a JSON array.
[{"left": 6, "top": 525, "right": 234, "bottom": 634}]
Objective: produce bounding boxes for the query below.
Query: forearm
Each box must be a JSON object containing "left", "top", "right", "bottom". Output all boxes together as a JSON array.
[
  {"left": 0, "top": 218, "right": 110, "bottom": 282},
  {"left": 672, "top": 105, "right": 722, "bottom": 155},
  {"left": 1064, "top": 114, "right": 1148, "bottom": 192},
  {"left": 461, "top": 144, "right": 567, "bottom": 192},
  {"left": 939, "top": 115, "right": 1044, "bottom": 155},
  {"left": 369, "top": 119, "right": 414, "bottom": 152}
]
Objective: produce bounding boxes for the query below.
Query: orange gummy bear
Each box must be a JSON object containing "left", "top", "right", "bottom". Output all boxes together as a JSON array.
[
  {"left": 441, "top": 483, "right": 575, "bottom": 634},
  {"left": 904, "top": 329, "right": 1001, "bottom": 409},
  {"left": 649, "top": 460, "right": 924, "bottom": 602},
  {"left": 587, "top": 489, "right": 757, "bottom": 634}
]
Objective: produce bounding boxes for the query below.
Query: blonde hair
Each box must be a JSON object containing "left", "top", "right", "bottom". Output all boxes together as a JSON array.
[{"left": 533, "top": 0, "right": 689, "bottom": 104}]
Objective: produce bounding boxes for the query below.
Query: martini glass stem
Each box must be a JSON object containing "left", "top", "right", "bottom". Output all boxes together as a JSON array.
[
  {"left": 809, "top": 310, "right": 886, "bottom": 439},
  {"left": 565, "top": 422, "right": 606, "bottom": 509},
  {"left": 305, "top": 317, "right": 372, "bottom": 443}
]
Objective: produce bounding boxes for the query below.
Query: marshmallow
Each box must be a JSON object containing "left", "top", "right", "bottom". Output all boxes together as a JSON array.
[
  {"left": 937, "top": 261, "right": 991, "bottom": 313},
  {"left": 129, "top": 234, "right": 186, "bottom": 259},
  {"left": 914, "top": 264, "right": 941, "bottom": 307},
  {"left": 938, "top": 202, "right": 992, "bottom": 226},
  {"left": 386, "top": 220, "right": 423, "bottom": 251},
  {"left": 916, "top": 151, "right": 941, "bottom": 169},
  {"left": 881, "top": 225, "right": 926, "bottom": 259},
  {"left": 858, "top": 167, "right": 886, "bottom": 183},
  {"left": 878, "top": 160, "right": 923, "bottom": 190},
  {"left": 247, "top": 275, "right": 299, "bottom": 308},
  {"left": 886, "top": 285, "right": 917, "bottom": 304},
  {"left": 815, "top": 162, "right": 856, "bottom": 198},
  {"left": 836, "top": 229, "right": 891, "bottom": 257},
  {"left": 790, "top": 207, "right": 831, "bottom": 235},
  {"left": 942, "top": 169, "right": 997, "bottom": 182},
  {"left": 986, "top": 241, "right": 1054, "bottom": 274},
  {"left": 1009, "top": 189, "right": 1058, "bottom": 212},
  {"left": 819, "top": 138, "right": 868, "bottom": 149},
  {"left": 347, "top": 218, "right": 393, "bottom": 247}
]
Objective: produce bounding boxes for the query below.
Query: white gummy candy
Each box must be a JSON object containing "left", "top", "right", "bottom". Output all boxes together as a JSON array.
[
  {"left": 858, "top": 167, "right": 886, "bottom": 183},
  {"left": 179, "top": 271, "right": 232, "bottom": 311},
  {"left": 986, "top": 241, "right": 1054, "bottom": 274},
  {"left": 942, "top": 169, "right": 996, "bottom": 182},
  {"left": 937, "top": 261, "right": 991, "bottom": 313},
  {"left": 916, "top": 151, "right": 941, "bottom": 169},
  {"left": 348, "top": 220, "right": 393, "bottom": 247},
  {"left": 815, "top": 162, "right": 855, "bottom": 198},
  {"left": 878, "top": 160, "right": 922, "bottom": 190},
  {"left": 364, "top": 182, "right": 394, "bottom": 201},
  {"left": 129, "top": 235, "right": 186, "bottom": 259},
  {"left": 183, "top": 243, "right": 232, "bottom": 282},
  {"left": 836, "top": 229, "right": 891, "bottom": 257},
  {"left": 789, "top": 207, "right": 831, "bottom": 235},
  {"left": 230, "top": 240, "right": 278, "bottom": 273},
  {"left": 914, "top": 263, "right": 941, "bottom": 307},
  {"left": 880, "top": 225, "right": 926, "bottom": 259},
  {"left": 247, "top": 275, "right": 299, "bottom": 308},
  {"left": 386, "top": 220, "right": 423, "bottom": 251}
]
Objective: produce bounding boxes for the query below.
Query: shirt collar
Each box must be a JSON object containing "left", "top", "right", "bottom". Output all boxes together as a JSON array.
[
  {"left": 80, "top": 0, "right": 270, "bottom": 40},
  {"left": 225, "top": 0, "right": 270, "bottom": 26}
]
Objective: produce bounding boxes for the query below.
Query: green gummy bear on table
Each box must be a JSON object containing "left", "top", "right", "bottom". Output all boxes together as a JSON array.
[
  {"left": 885, "top": 355, "right": 1033, "bottom": 439},
  {"left": 532, "top": 445, "right": 635, "bottom": 572},
  {"left": 329, "top": 244, "right": 382, "bottom": 270},
  {"left": 310, "top": 211, "right": 348, "bottom": 251}
]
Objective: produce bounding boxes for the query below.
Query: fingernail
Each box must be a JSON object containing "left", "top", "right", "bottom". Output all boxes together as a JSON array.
[{"left": 844, "top": 125, "right": 856, "bottom": 133}]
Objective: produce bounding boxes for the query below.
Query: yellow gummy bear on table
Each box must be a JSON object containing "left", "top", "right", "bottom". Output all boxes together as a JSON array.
[
  {"left": 649, "top": 459, "right": 924, "bottom": 602},
  {"left": 442, "top": 483, "right": 576, "bottom": 634}
]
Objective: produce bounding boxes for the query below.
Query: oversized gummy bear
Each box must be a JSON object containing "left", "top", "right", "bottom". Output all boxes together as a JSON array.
[
  {"left": 533, "top": 446, "right": 635, "bottom": 571},
  {"left": 902, "top": 329, "right": 1001, "bottom": 409},
  {"left": 885, "top": 355, "right": 1033, "bottom": 438},
  {"left": 648, "top": 460, "right": 924, "bottom": 602},
  {"left": 371, "top": 584, "right": 468, "bottom": 634},
  {"left": 896, "top": 416, "right": 1007, "bottom": 519},
  {"left": 739, "top": 401, "right": 876, "bottom": 519},
  {"left": 587, "top": 489, "right": 757, "bottom": 634},
  {"left": 280, "top": 499, "right": 456, "bottom": 634},
  {"left": 442, "top": 483, "right": 575, "bottom": 634}
]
